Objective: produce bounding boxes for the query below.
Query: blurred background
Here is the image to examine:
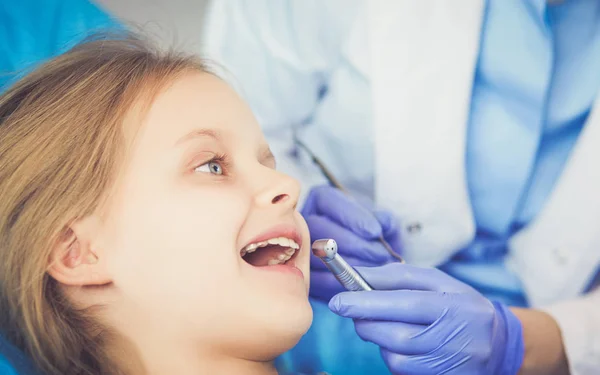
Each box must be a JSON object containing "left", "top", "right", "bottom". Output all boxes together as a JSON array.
[{"left": 97, "top": 0, "right": 210, "bottom": 54}]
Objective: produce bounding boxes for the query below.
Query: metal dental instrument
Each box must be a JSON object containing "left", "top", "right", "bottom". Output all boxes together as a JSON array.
[
  {"left": 312, "top": 239, "right": 373, "bottom": 291},
  {"left": 295, "top": 138, "right": 405, "bottom": 263}
]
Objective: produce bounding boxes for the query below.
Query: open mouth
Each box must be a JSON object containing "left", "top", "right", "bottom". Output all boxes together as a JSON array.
[{"left": 240, "top": 237, "right": 301, "bottom": 267}]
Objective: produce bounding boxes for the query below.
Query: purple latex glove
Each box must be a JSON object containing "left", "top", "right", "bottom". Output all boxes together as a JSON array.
[
  {"left": 329, "top": 263, "right": 525, "bottom": 375},
  {"left": 301, "top": 185, "right": 402, "bottom": 301}
]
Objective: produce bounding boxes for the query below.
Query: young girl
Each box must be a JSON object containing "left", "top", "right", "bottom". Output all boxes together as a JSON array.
[{"left": 0, "top": 34, "right": 312, "bottom": 375}]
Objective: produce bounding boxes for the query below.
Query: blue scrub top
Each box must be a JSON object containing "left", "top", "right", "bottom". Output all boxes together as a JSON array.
[
  {"left": 443, "top": 0, "right": 600, "bottom": 307},
  {"left": 280, "top": 0, "right": 600, "bottom": 374}
]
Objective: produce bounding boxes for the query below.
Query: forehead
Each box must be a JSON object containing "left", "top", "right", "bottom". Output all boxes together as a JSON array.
[{"left": 129, "top": 72, "right": 264, "bottom": 151}]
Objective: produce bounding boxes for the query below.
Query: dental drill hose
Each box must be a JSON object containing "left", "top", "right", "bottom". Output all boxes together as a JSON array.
[{"left": 311, "top": 239, "right": 373, "bottom": 291}]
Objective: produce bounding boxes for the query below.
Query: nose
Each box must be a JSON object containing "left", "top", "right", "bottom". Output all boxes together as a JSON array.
[{"left": 254, "top": 168, "right": 301, "bottom": 210}]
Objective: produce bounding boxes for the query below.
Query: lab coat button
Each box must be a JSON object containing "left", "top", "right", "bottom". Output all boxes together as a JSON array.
[{"left": 406, "top": 222, "right": 422, "bottom": 234}]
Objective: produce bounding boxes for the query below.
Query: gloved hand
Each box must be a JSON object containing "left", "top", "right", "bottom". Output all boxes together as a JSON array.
[
  {"left": 329, "top": 263, "right": 525, "bottom": 375},
  {"left": 301, "top": 185, "right": 402, "bottom": 301}
]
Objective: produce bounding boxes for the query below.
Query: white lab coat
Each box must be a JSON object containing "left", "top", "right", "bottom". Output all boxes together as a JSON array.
[{"left": 202, "top": 1, "right": 600, "bottom": 373}]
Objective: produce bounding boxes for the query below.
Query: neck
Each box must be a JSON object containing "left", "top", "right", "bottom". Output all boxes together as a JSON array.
[
  {"left": 108, "top": 333, "right": 279, "bottom": 375},
  {"left": 109, "top": 324, "right": 279, "bottom": 375},
  {"left": 140, "top": 348, "right": 278, "bottom": 375},
  {"left": 101, "top": 299, "right": 283, "bottom": 375}
]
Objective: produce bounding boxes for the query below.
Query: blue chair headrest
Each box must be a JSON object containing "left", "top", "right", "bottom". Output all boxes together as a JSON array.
[{"left": 0, "top": 335, "right": 41, "bottom": 375}]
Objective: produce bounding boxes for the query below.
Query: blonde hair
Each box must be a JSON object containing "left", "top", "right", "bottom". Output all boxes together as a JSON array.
[{"left": 0, "top": 33, "right": 207, "bottom": 374}]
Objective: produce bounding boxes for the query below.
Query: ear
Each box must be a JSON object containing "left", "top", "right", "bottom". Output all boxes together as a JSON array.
[{"left": 48, "top": 216, "right": 112, "bottom": 286}]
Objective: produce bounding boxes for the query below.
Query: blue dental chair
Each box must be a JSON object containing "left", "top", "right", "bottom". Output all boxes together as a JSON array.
[
  {"left": 0, "top": 0, "right": 120, "bottom": 90},
  {"left": 0, "top": 335, "right": 42, "bottom": 375},
  {"left": 0, "top": 0, "right": 118, "bottom": 373}
]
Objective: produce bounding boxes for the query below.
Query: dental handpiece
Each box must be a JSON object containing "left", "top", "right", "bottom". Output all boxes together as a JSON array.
[{"left": 311, "top": 239, "right": 373, "bottom": 291}]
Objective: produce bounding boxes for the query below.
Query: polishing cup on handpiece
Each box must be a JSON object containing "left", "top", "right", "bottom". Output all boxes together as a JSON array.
[{"left": 311, "top": 239, "right": 338, "bottom": 261}]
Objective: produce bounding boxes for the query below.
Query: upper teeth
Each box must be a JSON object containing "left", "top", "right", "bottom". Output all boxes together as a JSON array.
[{"left": 242, "top": 237, "right": 300, "bottom": 256}]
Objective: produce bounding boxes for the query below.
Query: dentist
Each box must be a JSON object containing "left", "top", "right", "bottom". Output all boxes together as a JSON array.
[{"left": 203, "top": 1, "right": 600, "bottom": 374}]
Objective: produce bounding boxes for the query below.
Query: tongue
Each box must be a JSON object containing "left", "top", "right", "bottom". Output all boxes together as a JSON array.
[{"left": 244, "top": 245, "right": 286, "bottom": 267}]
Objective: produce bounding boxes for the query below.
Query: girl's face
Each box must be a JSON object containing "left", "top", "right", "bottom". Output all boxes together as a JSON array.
[{"left": 98, "top": 72, "right": 312, "bottom": 359}]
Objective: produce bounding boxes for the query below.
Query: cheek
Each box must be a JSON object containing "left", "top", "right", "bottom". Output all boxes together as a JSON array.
[{"left": 105, "top": 184, "right": 250, "bottom": 305}]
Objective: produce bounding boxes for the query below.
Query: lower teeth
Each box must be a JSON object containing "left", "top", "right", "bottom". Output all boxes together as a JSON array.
[
  {"left": 267, "top": 252, "right": 293, "bottom": 266},
  {"left": 241, "top": 246, "right": 296, "bottom": 266}
]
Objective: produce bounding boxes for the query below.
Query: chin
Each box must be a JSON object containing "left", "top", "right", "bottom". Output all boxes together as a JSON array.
[
  {"left": 267, "top": 293, "right": 312, "bottom": 338},
  {"left": 278, "top": 297, "right": 313, "bottom": 339},
  {"left": 233, "top": 297, "right": 313, "bottom": 361},
  {"left": 258, "top": 309, "right": 313, "bottom": 360}
]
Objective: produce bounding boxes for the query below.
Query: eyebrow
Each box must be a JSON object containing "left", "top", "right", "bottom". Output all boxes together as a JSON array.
[
  {"left": 175, "top": 129, "right": 221, "bottom": 146},
  {"left": 176, "top": 128, "right": 276, "bottom": 166}
]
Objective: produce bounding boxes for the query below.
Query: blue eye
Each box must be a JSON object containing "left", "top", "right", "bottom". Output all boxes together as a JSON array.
[{"left": 195, "top": 160, "right": 223, "bottom": 175}]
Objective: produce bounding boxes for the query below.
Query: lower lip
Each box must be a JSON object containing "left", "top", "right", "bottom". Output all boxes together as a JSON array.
[{"left": 256, "top": 264, "right": 304, "bottom": 279}]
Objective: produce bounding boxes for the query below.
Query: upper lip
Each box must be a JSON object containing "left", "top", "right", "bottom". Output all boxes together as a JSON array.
[{"left": 241, "top": 223, "right": 303, "bottom": 251}]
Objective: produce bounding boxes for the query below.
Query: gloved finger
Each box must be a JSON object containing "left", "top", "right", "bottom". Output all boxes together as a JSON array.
[
  {"left": 380, "top": 349, "right": 432, "bottom": 375},
  {"left": 301, "top": 185, "right": 382, "bottom": 239},
  {"left": 353, "top": 194, "right": 376, "bottom": 211},
  {"left": 355, "top": 263, "right": 474, "bottom": 293},
  {"left": 329, "top": 290, "right": 447, "bottom": 324},
  {"left": 373, "top": 210, "right": 398, "bottom": 238},
  {"left": 308, "top": 270, "right": 346, "bottom": 301},
  {"left": 373, "top": 210, "right": 403, "bottom": 259},
  {"left": 305, "top": 215, "right": 394, "bottom": 264},
  {"left": 353, "top": 320, "right": 434, "bottom": 356}
]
